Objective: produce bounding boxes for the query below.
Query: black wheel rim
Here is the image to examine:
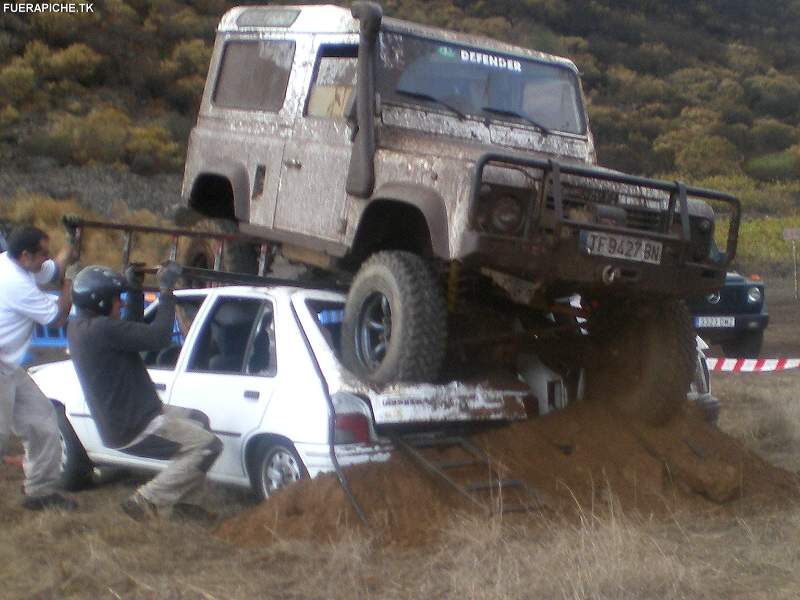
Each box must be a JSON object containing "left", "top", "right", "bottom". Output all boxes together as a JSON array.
[{"left": 355, "top": 291, "right": 392, "bottom": 373}]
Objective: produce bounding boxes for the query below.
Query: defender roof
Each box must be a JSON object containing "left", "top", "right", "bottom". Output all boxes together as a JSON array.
[{"left": 218, "top": 4, "right": 579, "bottom": 72}]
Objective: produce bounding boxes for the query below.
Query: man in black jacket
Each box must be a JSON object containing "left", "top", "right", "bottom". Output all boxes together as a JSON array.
[{"left": 67, "top": 262, "right": 222, "bottom": 521}]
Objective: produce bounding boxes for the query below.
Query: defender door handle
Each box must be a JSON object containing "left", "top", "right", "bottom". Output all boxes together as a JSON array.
[
  {"left": 244, "top": 390, "right": 260, "bottom": 400},
  {"left": 154, "top": 383, "right": 166, "bottom": 391},
  {"left": 283, "top": 158, "right": 302, "bottom": 170}
]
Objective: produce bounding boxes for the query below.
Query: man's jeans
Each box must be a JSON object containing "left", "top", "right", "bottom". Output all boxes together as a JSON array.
[
  {"left": 0, "top": 362, "right": 62, "bottom": 497},
  {"left": 121, "top": 406, "right": 222, "bottom": 507}
]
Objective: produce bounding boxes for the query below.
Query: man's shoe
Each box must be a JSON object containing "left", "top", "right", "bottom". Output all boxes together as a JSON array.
[
  {"left": 170, "top": 503, "right": 218, "bottom": 525},
  {"left": 21, "top": 492, "right": 77, "bottom": 511},
  {"left": 120, "top": 493, "right": 159, "bottom": 522}
]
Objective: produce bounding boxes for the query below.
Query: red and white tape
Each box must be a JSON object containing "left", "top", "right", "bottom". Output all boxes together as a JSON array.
[{"left": 706, "top": 358, "right": 800, "bottom": 373}]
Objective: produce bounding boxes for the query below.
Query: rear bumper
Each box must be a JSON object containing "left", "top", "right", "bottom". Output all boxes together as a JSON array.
[{"left": 295, "top": 441, "right": 393, "bottom": 479}]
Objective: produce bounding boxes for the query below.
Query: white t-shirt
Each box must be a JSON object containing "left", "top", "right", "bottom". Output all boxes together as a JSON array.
[{"left": 0, "top": 252, "right": 58, "bottom": 365}]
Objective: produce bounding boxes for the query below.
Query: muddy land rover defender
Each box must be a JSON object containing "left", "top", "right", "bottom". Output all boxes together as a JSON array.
[{"left": 181, "top": 3, "right": 740, "bottom": 423}]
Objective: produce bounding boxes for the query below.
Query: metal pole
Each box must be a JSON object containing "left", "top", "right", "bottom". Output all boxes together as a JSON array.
[{"left": 794, "top": 240, "right": 798, "bottom": 301}]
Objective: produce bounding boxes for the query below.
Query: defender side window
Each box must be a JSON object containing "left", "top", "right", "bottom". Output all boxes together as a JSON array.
[
  {"left": 213, "top": 40, "right": 296, "bottom": 111},
  {"left": 306, "top": 45, "right": 358, "bottom": 119}
]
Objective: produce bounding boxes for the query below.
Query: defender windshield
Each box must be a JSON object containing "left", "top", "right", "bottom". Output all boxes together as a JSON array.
[{"left": 377, "top": 31, "right": 586, "bottom": 135}]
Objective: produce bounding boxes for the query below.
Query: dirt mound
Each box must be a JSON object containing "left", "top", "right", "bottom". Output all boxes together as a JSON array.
[{"left": 217, "top": 402, "right": 799, "bottom": 548}]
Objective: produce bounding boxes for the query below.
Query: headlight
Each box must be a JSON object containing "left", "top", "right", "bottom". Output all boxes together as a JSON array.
[
  {"left": 489, "top": 194, "right": 524, "bottom": 234},
  {"left": 746, "top": 286, "right": 762, "bottom": 303}
]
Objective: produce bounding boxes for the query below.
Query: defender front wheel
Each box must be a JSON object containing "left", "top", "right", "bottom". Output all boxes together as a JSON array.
[
  {"left": 591, "top": 299, "right": 695, "bottom": 426},
  {"left": 342, "top": 251, "right": 447, "bottom": 385}
]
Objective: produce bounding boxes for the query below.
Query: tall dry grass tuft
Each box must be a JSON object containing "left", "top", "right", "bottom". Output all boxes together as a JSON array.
[{"left": 0, "top": 192, "right": 173, "bottom": 273}]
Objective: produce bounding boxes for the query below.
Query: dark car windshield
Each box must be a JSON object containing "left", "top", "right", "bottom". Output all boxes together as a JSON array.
[{"left": 377, "top": 31, "right": 587, "bottom": 135}]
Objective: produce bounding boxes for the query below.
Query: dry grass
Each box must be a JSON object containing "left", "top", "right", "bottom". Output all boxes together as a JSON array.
[
  {"left": 716, "top": 373, "right": 800, "bottom": 472},
  {"left": 4, "top": 469, "right": 800, "bottom": 599}
]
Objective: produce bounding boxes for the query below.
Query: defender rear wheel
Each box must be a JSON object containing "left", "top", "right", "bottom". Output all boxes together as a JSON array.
[
  {"left": 591, "top": 299, "right": 695, "bottom": 426},
  {"left": 177, "top": 218, "right": 259, "bottom": 283},
  {"left": 342, "top": 251, "right": 447, "bottom": 385}
]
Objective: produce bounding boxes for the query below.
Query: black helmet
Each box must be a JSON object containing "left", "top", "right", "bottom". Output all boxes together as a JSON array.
[{"left": 72, "top": 265, "right": 127, "bottom": 316}]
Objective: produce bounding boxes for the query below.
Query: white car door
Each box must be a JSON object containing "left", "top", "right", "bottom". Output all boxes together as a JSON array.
[{"left": 167, "top": 293, "right": 278, "bottom": 485}]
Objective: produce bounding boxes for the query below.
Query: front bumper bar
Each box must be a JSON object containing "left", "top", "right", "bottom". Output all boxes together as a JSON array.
[{"left": 464, "top": 153, "right": 741, "bottom": 295}]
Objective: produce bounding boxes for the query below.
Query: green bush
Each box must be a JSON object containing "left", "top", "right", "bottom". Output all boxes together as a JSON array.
[
  {"left": 751, "top": 118, "right": 797, "bottom": 153},
  {"left": 49, "top": 106, "right": 131, "bottom": 165},
  {"left": 125, "top": 124, "right": 182, "bottom": 174},
  {"left": 0, "top": 60, "right": 36, "bottom": 103},
  {"left": 745, "top": 151, "right": 800, "bottom": 182},
  {"left": 168, "top": 39, "right": 211, "bottom": 78},
  {"left": 674, "top": 135, "right": 740, "bottom": 177},
  {"left": 45, "top": 44, "right": 103, "bottom": 84},
  {"left": 0, "top": 104, "right": 19, "bottom": 127}
]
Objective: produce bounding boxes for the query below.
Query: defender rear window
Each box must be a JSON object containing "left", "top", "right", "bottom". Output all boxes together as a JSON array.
[{"left": 213, "top": 40, "right": 295, "bottom": 112}]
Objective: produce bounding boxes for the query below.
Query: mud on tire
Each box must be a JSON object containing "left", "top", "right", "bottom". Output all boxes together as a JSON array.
[
  {"left": 342, "top": 251, "right": 447, "bottom": 385},
  {"left": 592, "top": 299, "right": 696, "bottom": 426}
]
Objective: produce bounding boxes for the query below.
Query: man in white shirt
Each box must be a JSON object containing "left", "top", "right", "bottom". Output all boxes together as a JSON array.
[{"left": 0, "top": 225, "right": 78, "bottom": 510}]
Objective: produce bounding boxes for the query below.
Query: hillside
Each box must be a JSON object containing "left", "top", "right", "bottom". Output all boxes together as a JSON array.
[{"left": 2, "top": 0, "right": 800, "bottom": 270}]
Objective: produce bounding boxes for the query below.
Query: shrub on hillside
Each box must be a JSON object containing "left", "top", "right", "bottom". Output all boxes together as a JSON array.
[
  {"left": 125, "top": 124, "right": 182, "bottom": 174},
  {"left": 0, "top": 104, "right": 19, "bottom": 127},
  {"left": 45, "top": 44, "right": 103, "bottom": 84},
  {"left": 0, "top": 60, "right": 36, "bottom": 104},
  {"left": 21, "top": 41, "right": 102, "bottom": 84},
  {"left": 169, "top": 39, "right": 212, "bottom": 78},
  {"left": 744, "top": 71, "right": 800, "bottom": 120},
  {"left": 166, "top": 74, "right": 205, "bottom": 112},
  {"left": 674, "top": 135, "right": 740, "bottom": 177},
  {"left": 745, "top": 151, "right": 800, "bottom": 182},
  {"left": 49, "top": 107, "right": 131, "bottom": 165},
  {"left": 750, "top": 118, "right": 797, "bottom": 153}
]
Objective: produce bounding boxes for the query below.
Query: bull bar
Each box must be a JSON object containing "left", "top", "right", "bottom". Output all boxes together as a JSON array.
[{"left": 468, "top": 153, "right": 741, "bottom": 270}]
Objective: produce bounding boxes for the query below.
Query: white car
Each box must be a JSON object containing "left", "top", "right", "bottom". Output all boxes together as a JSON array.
[{"left": 30, "top": 286, "right": 534, "bottom": 499}]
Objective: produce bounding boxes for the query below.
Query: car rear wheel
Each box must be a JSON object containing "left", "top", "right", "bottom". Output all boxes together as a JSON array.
[
  {"left": 252, "top": 441, "right": 306, "bottom": 501},
  {"left": 721, "top": 330, "right": 763, "bottom": 359},
  {"left": 590, "top": 299, "right": 696, "bottom": 426},
  {"left": 341, "top": 251, "right": 447, "bottom": 385},
  {"left": 54, "top": 403, "right": 94, "bottom": 491}
]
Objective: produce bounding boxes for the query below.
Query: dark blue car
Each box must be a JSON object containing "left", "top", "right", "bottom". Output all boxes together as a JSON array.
[{"left": 687, "top": 272, "right": 768, "bottom": 358}]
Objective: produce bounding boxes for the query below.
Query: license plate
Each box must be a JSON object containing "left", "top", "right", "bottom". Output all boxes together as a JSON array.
[
  {"left": 580, "top": 231, "right": 663, "bottom": 264},
  {"left": 695, "top": 316, "right": 735, "bottom": 328}
]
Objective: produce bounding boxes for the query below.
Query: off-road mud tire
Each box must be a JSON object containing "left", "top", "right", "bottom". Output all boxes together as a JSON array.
[
  {"left": 176, "top": 218, "right": 258, "bottom": 282},
  {"left": 54, "top": 403, "right": 94, "bottom": 491},
  {"left": 721, "top": 330, "right": 763, "bottom": 359},
  {"left": 342, "top": 251, "right": 447, "bottom": 385},
  {"left": 591, "top": 299, "right": 695, "bottom": 426}
]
